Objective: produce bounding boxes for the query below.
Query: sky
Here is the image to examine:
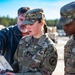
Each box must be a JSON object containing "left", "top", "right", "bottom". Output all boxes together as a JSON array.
[{"left": 0, "top": 0, "right": 74, "bottom": 20}]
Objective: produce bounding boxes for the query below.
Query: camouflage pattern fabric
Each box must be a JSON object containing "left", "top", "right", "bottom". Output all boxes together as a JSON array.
[
  {"left": 58, "top": 1, "right": 75, "bottom": 26},
  {"left": 22, "top": 8, "right": 45, "bottom": 25},
  {"left": 64, "top": 36, "right": 75, "bottom": 75},
  {"left": 14, "top": 34, "right": 58, "bottom": 75}
]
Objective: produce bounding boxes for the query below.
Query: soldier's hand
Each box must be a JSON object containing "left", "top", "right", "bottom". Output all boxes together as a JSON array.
[{"left": 5, "top": 72, "right": 16, "bottom": 75}]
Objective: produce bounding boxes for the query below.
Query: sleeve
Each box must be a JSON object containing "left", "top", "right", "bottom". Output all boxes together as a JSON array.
[
  {"left": 13, "top": 37, "right": 26, "bottom": 73},
  {"left": 12, "top": 45, "right": 19, "bottom": 73},
  {"left": 0, "top": 28, "right": 8, "bottom": 54},
  {"left": 40, "top": 44, "right": 58, "bottom": 75},
  {"left": 14, "top": 37, "right": 26, "bottom": 61},
  {"left": 14, "top": 35, "right": 31, "bottom": 61},
  {"left": 64, "top": 45, "right": 67, "bottom": 67}
]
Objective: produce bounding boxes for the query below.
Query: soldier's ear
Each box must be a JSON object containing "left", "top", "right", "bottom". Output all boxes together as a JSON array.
[{"left": 40, "top": 20, "right": 45, "bottom": 26}]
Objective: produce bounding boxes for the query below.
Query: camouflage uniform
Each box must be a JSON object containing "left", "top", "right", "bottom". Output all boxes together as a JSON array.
[
  {"left": 14, "top": 8, "right": 58, "bottom": 75},
  {"left": 15, "top": 35, "right": 58, "bottom": 75},
  {"left": 58, "top": 1, "right": 75, "bottom": 75},
  {"left": 64, "top": 36, "right": 75, "bottom": 75}
]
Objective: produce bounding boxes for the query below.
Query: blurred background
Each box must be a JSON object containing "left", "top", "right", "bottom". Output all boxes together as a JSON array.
[{"left": 0, "top": 0, "right": 74, "bottom": 26}]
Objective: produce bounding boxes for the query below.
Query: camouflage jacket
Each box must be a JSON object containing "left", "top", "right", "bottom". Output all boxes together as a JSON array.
[
  {"left": 64, "top": 36, "right": 75, "bottom": 74},
  {"left": 15, "top": 34, "right": 58, "bottom": 75}
]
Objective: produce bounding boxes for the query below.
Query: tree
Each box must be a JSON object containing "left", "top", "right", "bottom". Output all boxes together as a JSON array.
[
  {"left": 0, "top": 17, "right": 9, "bottom": 26},
  {"left": 0, "top": 16, "right": 17, "bottom": 27}
]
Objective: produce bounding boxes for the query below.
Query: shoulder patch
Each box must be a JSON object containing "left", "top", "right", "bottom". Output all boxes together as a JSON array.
[{"left": 49, "top": 57, "right": 57, "bottom": 66}]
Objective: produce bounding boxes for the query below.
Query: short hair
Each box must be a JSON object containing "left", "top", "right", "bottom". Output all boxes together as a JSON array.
[{"left": 18, "top": 7, "right": 30, "bottom": 15}]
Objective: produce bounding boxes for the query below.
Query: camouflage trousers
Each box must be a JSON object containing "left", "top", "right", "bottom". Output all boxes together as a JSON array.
[
  {"left": 16, "top": 72, "right": 52, "bottom": 75},
  {"left": 65, "top": 73, "right": 75, "bottom": 75},
  {"left": 16, "top": 72, "right": 42, "bottom": 75}
]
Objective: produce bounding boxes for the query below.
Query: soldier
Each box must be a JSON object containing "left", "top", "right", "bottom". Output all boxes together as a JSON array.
[
  {"left": 13, "top": 8, "right": 58, "bottom": 75},
  {"left": 58, "top": 1, "right": 75, "bottom": 75}
]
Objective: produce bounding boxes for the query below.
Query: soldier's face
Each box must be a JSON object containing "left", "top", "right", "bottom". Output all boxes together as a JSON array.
[
  {"left": 63, "top": 20, "right": 75, "bottom": 36},
  {"left": 26, "top": 21, "right": 42, "bottom": 37}
]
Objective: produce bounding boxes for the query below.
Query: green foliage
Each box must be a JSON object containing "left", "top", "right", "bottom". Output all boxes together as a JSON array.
[
  {"left": 0, "top": 16, "right": 17, "bottom": 27},
  {"left": 9, "top": 18, "right": 17, "bottom": 26},
  {"left": 0, "top": 16, "right": 59, "bottom": 27},
  {"left": 0, "top": 17, "right": 9, "bottom": 26},
  {"left": 45, "top": 19, "right": 59, "bottom": 26}
]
